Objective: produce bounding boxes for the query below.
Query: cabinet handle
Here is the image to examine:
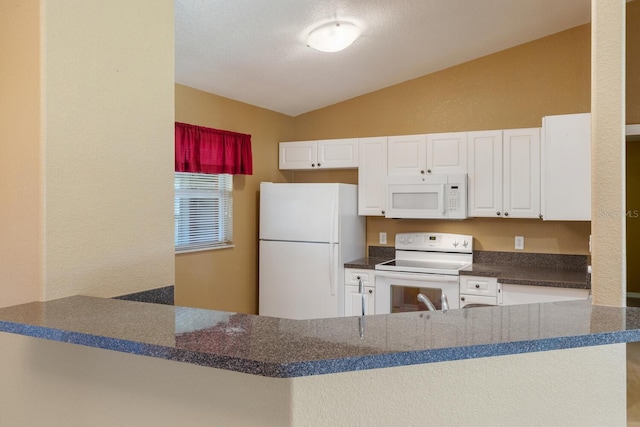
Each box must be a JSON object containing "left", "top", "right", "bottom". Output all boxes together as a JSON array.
[
  {"left": 504, "top": 212, "right": 509, "bottom": 217},
  {"left": 317, "top": 163, "right": 321, "bottom": 167},
  {"left": 461, "top": 296, "right": 466, "bottom": 301},
  {"left": 381, "top": 210, "right": 385, "bottom": 215},
  {"left": 358, "top": 278, "right": 365, "bottom": 316},
  {"left": 427, "top": 169, "right": 432, "bottom": 174},
  {"left": 539, "top": 214, "right": 543, "bottom": 219},
  {"left": 475, "top": 284, "right": 480, "bottom": 288},
  {"left": 368, "top": 289, "right": 373, "bottom": 294},
  {"left": 311, "top": 163, "right": 316, "bottom": 167},
  {"left": 420, "top": 170, "right": 425, "bottom": 174},
  {"left": 496, "top": 211, "right": 501, "bottom": 216}
]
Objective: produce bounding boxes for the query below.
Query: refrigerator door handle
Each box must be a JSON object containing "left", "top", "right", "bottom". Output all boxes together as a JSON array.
[
  {"left": 329, "top": 242, "right": 336, "bottom": 296},
  {"left": 329, "top": 197, "right": 337, "bottom": 296}
]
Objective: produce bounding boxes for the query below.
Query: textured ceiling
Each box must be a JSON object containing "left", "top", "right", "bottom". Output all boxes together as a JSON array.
[{"left": 175, "top": 0, "right": 591, "bottom": 117}]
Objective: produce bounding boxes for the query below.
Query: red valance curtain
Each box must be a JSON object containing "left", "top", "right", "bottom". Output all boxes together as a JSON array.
[{"left": 175, "top": 122, "right": 253, "bottom": 175}]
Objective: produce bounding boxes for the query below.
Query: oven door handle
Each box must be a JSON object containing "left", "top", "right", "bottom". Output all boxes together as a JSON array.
[{"left": 374, "top": 272, "right": 459, "bottom": 283}]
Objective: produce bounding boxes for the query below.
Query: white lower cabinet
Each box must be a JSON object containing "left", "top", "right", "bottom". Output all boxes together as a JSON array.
[
  {"left": 501, "top": 284, "right": 589, "bottom": 306},
  {"left": 344, "top": 269, "right": 375, "bottom": 316},
  {"left": 459, "top": 276, "right": 501, "bottom": 307}
]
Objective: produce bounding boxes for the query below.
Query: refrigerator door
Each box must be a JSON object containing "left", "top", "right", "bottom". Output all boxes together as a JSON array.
[
  {"left": 260, "top": 182, "right": 339, "bottom": 243},
  {"left": 259, "top": 240, "right": 340, "bottom": 320}
]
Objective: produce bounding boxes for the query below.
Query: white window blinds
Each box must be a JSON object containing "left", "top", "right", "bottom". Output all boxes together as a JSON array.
[{"left": 174, "top": 172, "right": 233, "bottom": 253}]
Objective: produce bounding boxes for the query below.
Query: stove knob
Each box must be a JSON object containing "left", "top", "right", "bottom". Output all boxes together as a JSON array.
[
  {"left": 452, "top": 240, "right": 459, "bottom": 247},
  {"left": 407, "top": 237, "right": 414, "bottom": 244},
  {"left": 462, "top": 240, "right": 469, "bottom": 248},
  {"left": 398, "top": 236, "right": 406, "bottom": 244}
]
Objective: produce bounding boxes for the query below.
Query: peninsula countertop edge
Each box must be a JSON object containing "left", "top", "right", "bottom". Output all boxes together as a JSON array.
[{"left": 0, "top": 295, "right": 638, "bottom": 378}]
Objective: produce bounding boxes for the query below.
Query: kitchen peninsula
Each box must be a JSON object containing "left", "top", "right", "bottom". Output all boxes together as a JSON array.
[{"left": 0, "top": 295, "right": 637, "bottom": 426}]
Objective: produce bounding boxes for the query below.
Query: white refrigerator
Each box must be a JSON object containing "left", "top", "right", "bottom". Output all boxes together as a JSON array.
[{"left": 259, "top": 182, "right": 365, "bottom": 320}]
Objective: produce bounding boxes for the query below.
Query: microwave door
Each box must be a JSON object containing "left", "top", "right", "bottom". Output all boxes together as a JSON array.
[{"left": 386, "top": 183, "right": 447, "bottom": 219}]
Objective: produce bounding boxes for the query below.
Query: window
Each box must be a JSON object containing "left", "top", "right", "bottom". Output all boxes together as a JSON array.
[{"left": 174, "top": 172, "right": 233, "bottom": 253}]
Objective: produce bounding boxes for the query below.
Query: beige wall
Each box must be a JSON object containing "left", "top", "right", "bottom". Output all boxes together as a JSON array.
[
  {"left": 0, "top": 1, "right": 43, "bottom": 306},
  {"left": 0, "top": 332, "right": 626, "bottom": 426},
  {"left": 0, "top": 0, "right": 175, "bottom": 307},
  {"left": 174, "top": 84, "right": 294, "bottom": 313},
  {"left": 293, "top": 25, "right": 593, "bottom": 255},
  {"left": 41, "top": 0, "right": 175, "bottom": 300}
]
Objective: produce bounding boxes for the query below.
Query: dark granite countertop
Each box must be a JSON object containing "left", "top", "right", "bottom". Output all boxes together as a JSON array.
[
  {"left": 460, "top": 264, "right": 590, "bottom": 289},
  {"left": 346, "top": 249, "right": 590, "bottom": 289},
  {"left": 0, "top": 295, "right": 638, "bottom": 378},
  {"left": 344, "top": 257, "right": 389, "bottom": 270}
]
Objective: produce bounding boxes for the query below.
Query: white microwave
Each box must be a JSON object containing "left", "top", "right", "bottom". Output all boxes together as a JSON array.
[{"left": 385, "top": 173, "right": 468, "bottom": 219}]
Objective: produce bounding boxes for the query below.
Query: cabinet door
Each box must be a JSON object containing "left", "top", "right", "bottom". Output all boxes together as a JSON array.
[
  {"left": 317, "top": 138, "right": 359, "bottom": 169},
  {"left": 467, "top": 131, "right": 503, "bottom": 217},
  {"left": 387, "top": 134, "right": 427, "bottom": 176},
  {"left": 427, "top": 132, "right": 468, "bottom": 174},
  {"left": 279, "top": 141, "right": 317, "bottom": 170},
  {"left": 542, "top": 113, "right": 591, "bottom": 220},
  {"left": 345, "top": 285, "right": 375, "bottom": 316},
  {"left": 503, "top": 128, "right": 541, "bottom": 218},
  {"left": 501, "top": 284, "right": 589, "bottom": 306},
  {"left": 358, "top": 137, "right": 387, "bottom": 216}
]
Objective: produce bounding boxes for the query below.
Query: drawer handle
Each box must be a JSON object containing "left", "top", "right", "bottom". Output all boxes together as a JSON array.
[{"left": 475, "top": 284, "right": 480, "bottom": 289}]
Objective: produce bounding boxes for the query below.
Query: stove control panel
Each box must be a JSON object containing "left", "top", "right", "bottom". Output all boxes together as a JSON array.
[{"left": 395, "top": 232, "right": 473, "bottom": 253}]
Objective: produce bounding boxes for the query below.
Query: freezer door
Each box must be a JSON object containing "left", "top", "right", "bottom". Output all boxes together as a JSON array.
[
  {"left": 259, "top": 183, "right": 339, "bottom": 243},
  {"left": 259, "top": 240, "right": 341, "bottom": 319}
]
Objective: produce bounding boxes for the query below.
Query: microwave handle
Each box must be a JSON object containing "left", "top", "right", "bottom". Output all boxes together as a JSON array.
[{"left": 442, "top": 184, "right": 446, "bottom": 215}]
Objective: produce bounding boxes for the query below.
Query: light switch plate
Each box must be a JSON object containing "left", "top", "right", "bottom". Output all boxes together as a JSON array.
[{"left": 515, "top": 236, "right": 524, "bottom": 250}]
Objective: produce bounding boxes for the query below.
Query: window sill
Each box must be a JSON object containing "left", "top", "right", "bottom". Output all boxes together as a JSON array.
[{"left": 175, "top": 244, "right": 235, "bottom": 255}]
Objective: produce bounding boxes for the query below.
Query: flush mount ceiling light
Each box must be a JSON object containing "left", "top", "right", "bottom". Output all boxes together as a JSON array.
[{"left": 307, "top": 21, "right": 361, "bottom": 53}]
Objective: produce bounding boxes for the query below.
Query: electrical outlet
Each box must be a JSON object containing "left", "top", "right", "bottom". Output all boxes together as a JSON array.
[
  {"left": 515, "top": 236, "right": 524, "bottom": 250},
  {"left": 379, "top": 232, "right": 387, "bottom": 245}
]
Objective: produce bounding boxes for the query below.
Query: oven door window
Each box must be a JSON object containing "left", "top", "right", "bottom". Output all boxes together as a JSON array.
[{"left": 391, "top": 285, "right": 444, "bottom": 312}]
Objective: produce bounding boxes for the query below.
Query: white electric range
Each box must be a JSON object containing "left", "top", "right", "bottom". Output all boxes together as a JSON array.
[{"left": 375, "top": 232, "right": 473, "bottom": 313}]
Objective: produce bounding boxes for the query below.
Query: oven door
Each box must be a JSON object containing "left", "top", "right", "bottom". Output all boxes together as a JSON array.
[{"left": 375, "top": 271, "right": 460, "bottom": 313}]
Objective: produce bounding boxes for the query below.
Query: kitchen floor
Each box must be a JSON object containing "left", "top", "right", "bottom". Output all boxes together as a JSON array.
[{"left": 629, "top": 342, "right": 640, "bottom": 426}]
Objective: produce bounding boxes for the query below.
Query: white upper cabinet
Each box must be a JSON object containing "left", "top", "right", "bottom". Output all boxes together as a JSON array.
[
  {"left": 387, "top": 132, "right": 468, "bottom": 176},
  {"left": 279, "top": 138, "right": 358, "bottom": 170},
  {"left": 358, "top": 137, "right": 388, "bottom": 216},
  {"left": 467, "top": 130, "right": 503, "bottom": 217},
  {"left": 279, "top": 140, "right": 316, "bottom": 170},
  {"left": 427, "top": 132, "right": 468, "bottom": 174},
  {"left": 503, "top": 128, "right": 541, "bottom": 218},
  {"left": 317, "top": 139, "right": 359, "bottom": 169},
  {"left": 467, "top": 128, "right": 540, "bottom": 219},
  {"left": 387, "top": 134, "right": 427, "bottom": 176},
  {"left": 542, "top": 113, "right": 591, "bottom": 221}
]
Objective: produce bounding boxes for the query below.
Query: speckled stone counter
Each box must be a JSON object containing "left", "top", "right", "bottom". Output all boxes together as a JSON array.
[
  {"left": 460, "top": 264, "right": 589, "bottom": 289},
  {"left": 462, "top": 250, "right": 590, "bottom": 289},
  {"left": 346, "top": 247, "right": 590, "bottom": 289},
  {"left": 344, "top": 257, "right": 388, "bottom": 269},
  {"left": 0, "top": 295, "right": 637, "bottom": 378}
]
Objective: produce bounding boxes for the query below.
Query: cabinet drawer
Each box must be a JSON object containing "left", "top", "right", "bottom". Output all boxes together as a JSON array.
[
  {"left": 460, "top": 294, "right": 498, "bottom": 308},
  {"left": 344, "top": 269, "right": 373, "bottom": 286},
  {"left": 460, "top": 276, "right": 498, "bottom": 296}
]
